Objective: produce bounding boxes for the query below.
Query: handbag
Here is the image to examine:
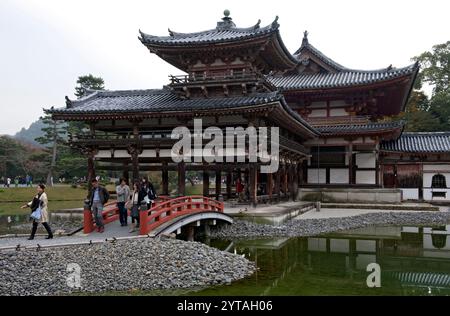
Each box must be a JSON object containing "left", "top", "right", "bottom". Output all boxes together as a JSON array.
[
  {"left": 125, "top": 195, "right": 133, "bottom": 209},
  {"left": 30, "top": 206, "right": 42, "bottom": 221}
]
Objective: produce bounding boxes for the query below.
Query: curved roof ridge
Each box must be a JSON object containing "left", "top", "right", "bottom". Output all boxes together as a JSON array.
[
  {"left": 139, "top": 17, "right": 279, "bottom": 44},
  {"left": 295, "top": 41, "right": 348, "bottom": 71}
]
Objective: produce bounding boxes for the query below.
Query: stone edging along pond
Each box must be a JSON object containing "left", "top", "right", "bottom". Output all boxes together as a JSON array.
[
  {"left": 0, "top": 238, "right": 256, "bottom": 296},
  {"left": 210, "top": 211, "right": 450, "bottom": 238}
]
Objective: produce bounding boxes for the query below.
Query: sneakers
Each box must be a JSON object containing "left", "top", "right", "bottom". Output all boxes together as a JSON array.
[
  {"left": 99, "top": 227, "right": 105, "bottom": 233},
  {"left": 46, "top": 235, "right": 53, "bottom": 239},
  {"left": 129, "top": 228, "right": 136, "bottom": 233}
]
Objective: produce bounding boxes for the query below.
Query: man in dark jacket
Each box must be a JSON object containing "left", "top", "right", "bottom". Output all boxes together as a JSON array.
[{"left": 88, "top": 179, "right": 110, "bottom": 233}]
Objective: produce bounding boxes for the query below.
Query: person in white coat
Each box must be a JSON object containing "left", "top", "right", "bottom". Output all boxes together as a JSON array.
[{"left": 21, "top": 184, "right": 53, "bottom": 240}]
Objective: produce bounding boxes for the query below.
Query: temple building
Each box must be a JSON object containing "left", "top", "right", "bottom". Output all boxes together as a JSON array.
[{"left": 47, "top": 11, "right": 449, "bottom": 204}]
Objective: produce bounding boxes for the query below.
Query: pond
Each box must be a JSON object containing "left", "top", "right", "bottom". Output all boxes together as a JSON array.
[
  {"left": 191, "top": 224, "right": 450, "bottom": 296},
  {"left": 0, "top": 213, "right": 82, "bottom": 235}
]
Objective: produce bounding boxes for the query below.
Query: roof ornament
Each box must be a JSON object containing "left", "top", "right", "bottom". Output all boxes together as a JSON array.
[
  {"left": 387, "top": 64, "right": 393, "bottom": 71},
  {"left": 65, "top": 96, "right": 72, "bottom": 108},
  {"left": 253, "top": 19, "right": 261, "bottom": 30},
  {"left": 168, "top": 28, "right": 174, "bottom": 37},
  {"left": 302, "top": 30, "right": 309, "bottom": 46},
  {"left": 217, "top": 9, "right": 236, "bottom": 29},
  {"left": 271, "top": 16, "right": 279, "bottom": 29}
]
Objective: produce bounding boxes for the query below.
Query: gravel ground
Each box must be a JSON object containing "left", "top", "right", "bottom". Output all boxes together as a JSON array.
[
  {"left": 0, "top": 238, "right": 256, "bottom": 296},
  {"left": 210, "top": 211, "right": 450, "bottom": 238}
]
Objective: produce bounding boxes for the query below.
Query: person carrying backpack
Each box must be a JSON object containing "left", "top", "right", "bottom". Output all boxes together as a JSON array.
[{"left": 88, "top": 179, "right": 110, "bottom": 233}]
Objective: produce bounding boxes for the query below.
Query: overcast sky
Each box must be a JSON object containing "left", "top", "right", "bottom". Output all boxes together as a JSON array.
[{"left": 1, "top": 0, "right": 449, "bottom": 135}]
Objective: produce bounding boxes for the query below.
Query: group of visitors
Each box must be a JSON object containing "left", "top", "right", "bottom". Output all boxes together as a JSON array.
[
  {"left": 2, "top": 175, "right": 33, "bottom": 188},
  {"left": 87, "top": 177, "right": 157, "bottom": 234}
]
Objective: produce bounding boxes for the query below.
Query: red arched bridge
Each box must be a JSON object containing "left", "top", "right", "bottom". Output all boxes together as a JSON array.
[{"left": 83, "top": 196, "right": 233, "bottom": 237}]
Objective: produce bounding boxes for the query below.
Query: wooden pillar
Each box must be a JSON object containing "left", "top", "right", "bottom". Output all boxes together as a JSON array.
[
  {"left": 122, "top": 162, "right": 129, "bottom": 184},
  {"left": 178, "top": 161, "right": 185, "bottom": 196},
  {"left": 131, "top": 148, "right": 139, "bottom": 182},
  {"left": 289, "top": 164, "right": 296, "bottom": 200},
  {"left": 87, "top": 148, "right": 96, "bottom": 192},
  {"left": 292, "top": 164, "right": 298, "bottom": 201},
  {"left": 162, "top": 161, "right": 169, "bottom": 195},
  {"left": 226, "top": 171, "right": 232, "bottom": 200},
  {"left": 249, "top": 163, "right": 258, "bottom": 207},
  {"left": 203, "top": 170, "right": 209, "bottom": 197},
  {"left": 348, "top": 143, "right": 353, "bottom": 185},
  {"left": 275, "top": 165, "right": 281, "bottom": 202},
  {"left": 267, "top": 172, "right": 273, "bottom": 202},
  {"left": 215, "top": 169, "right": 221, "bottom": 200},
  {"left": 283, "top": 165, "right": 288, "bottom": 198},
  {"left": 375, "top": 150, "right": 380, "bottom": 187}
]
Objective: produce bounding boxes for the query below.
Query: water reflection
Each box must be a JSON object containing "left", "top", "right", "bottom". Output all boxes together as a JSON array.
[
  {"left": 0, "top": 213, "right": 82, "bottom": 234},
  {"left": 194, "top": 224, "right": 450, "bottom": 296}
]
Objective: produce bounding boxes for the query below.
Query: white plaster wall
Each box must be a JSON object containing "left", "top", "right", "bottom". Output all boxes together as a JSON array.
[
  {"left": 423, "top": 164, "right": 450, "bottom": 171},
  {"left": 423, "top": 189, "right": 450, "bottom": 201},
  {"left": 307, "top": 168, "right": 326, "bottom": 184},
  {"left": 326, "top": 137, "right": 349, "bottom": 144},
  {"left": 113, "top": 150, "right": 130, "bottom": 158},
  {"left": 329, "top": 100, "right": 346, "bottom": 107},
  {"left": 423, "top": 172, "right": 450, "bottom": 187},
  {"left": 95, "top": 150, "right": 111, "bottom": 158},
  {"left": 140, "top": 149, "right": 156, "bottom": 158},
  {"left": 356, "top": 240, "right": 376, "bottom": 252},
  {"left": 309, "top": 109, "right": 327, "bottom": 117},
  {"left": 310, "top": 101, "right": 327, "bottom": 108},
  {"left": 330, "top": 239, "right": 349, "bottom": 253},
  {"left": 308, "top": 238, "right": 327, "bottom": 252},
  {"left": 329, "top": 108, "right": 349, "bottom": 116},
  {"left": 355, "top": 153, "right": 376, "bottom": 168},
  {"left": 330, "top": 168, "right": 349, "bottom": 184},
  {"left": 355, "top": 170, "right": 376, "bottom": 184},
  {"left": 401, "top": 188, "right": 419, "bottom": 200}
]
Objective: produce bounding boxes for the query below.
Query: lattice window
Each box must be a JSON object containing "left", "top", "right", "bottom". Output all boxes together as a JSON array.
[{"left": 431, "top": 174, "right": 447, "bottom": 188}]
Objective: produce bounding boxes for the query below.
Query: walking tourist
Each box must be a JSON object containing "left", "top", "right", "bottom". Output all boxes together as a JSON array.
[
  {"left": 88, "top": 179, "right": 110, "bottom": 233},
  {"left": 116, "top": 177, "right": 130, "bottom": 226},
  {"left": 6, "top": 177, "right": 11, "bottom": 188},
  {"left": 128, "top": 182, "right": 144, "bottom": 233},
  {"left": 141, "top": 177, "right": 157, "bottom": 209},
  {"left": 21, "top": 184, "right": 53, "bottom": 240}
]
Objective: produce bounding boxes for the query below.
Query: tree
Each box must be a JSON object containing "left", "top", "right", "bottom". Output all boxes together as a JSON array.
[
  {"left": 35, "top": 114, "right": 67, "bottom": 186},
  {"left": 413, "top": 41, "right": 450, "bottom": 94},
  {"left": 396, "top": 41, "right": 450, "bottom": 132},
  {"left": 74, "top": 74, "right": 105, "bottom": 98}
]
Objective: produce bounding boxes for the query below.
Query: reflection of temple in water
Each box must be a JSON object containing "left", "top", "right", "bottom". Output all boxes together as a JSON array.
[{"left": 225, "top": 224, "right": 450, "bottom": 295}]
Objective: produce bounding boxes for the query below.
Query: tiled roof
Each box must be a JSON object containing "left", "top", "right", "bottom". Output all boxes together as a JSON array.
[
  {"left": 381, "top": 132, "right": 450, "bottom": 153},
  {"left": 47, "top": 89, "right": 318, "bottom": 135},
  {"left": 139, "top": 17, "right": 279, "bottom": 46},
  {"left": 317, "top": 121, "right": 404, "bottom": 135},
  {"left": 48, "top": 90, "right": 283, "bottom": 114},
  {"left": 268, "top": 63, "right": 418, "bottom": 90},
  {"left": 294, "top": 34, "right": 347, "bottom": 72}
]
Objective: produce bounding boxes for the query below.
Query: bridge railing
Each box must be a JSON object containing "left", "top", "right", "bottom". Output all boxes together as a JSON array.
[
  {"left": 83, "top": 200, "right": 120, "bottom": 233},
  {"left": 139, "top": 196, "right": 224, "bottom": 235},
  {"left": 83, "top": 196, "right": 195, "bottom": 233}
]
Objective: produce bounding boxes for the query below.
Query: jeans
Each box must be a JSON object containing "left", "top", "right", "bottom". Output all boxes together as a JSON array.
[
  {"left": 117, "top": 202, "right": 127, "bottom": 225},
  {"left": 91, "top": 201, "right": 104, "bottom": 228}
]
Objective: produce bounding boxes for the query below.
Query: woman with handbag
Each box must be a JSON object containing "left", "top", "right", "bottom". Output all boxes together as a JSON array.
[
  {"left": 21, "top": 183, "right": 53, "bottom": 240},
  {"left": 128, "top": 181, "right": 145, "bottom": 233}
]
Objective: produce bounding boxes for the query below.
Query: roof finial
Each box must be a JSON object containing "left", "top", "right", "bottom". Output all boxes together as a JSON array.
[
  {"left": 302, "top": 30, "right": 309, "bottom": 46},
  {"left": 217, "top": 9, "right": 235, "bottom": 29}
]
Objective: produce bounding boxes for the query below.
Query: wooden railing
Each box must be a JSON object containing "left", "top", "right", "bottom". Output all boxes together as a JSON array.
[
  {"left": 139, "top": 196, "right": 224, "bottom": 235},
  {"left": 83, "top": 200, "right": 120, "bottom": 233},
  {"left": 83, "top": 196, "right": 176, "bottom": 233}
]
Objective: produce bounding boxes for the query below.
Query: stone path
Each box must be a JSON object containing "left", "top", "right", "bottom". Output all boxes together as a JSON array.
[{"left": 0, "top": 223, "right": 140, "bottom": 250}]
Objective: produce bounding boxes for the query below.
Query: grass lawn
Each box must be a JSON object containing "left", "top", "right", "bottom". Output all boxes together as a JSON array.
[{"left": 0, "top": 185, "right": 88, "bottom": 215}]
